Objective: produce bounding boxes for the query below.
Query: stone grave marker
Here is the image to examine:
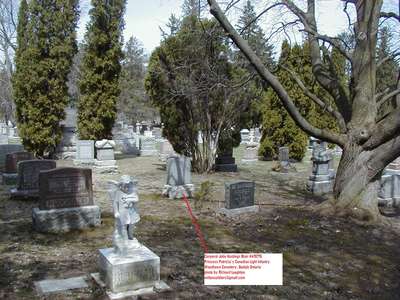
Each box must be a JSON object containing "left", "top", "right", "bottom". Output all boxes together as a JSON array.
[
  {"left": 32, "top": 167, "right": 100, "bottom": 232},
  {"left": 74, "top": 140, "right": 95, "bottom": 164},
  {"left": 215, "top": 148, "right": 237, "bottom": 172},
  {"left": 219, "top": 181, "right": 259, "bottom": 216},
  {"left": 159, "top": 140, "right": 175, "bottom": 162},
  {"left": 306, "top": 143, "right": 334, "bottom": 195},
  {"left": 378, "top": 157, "right": 400, "bottom": 207},
  {"left": 3, "top": 152, "right": 34, "bottom": 185},
  {"left": 94, "top": 140, "right": 118, "bottom": 173},
  {"left": 275, "top": 146, "right": 296, "bottom": 173},
  {"left": 240, "top": 129, "right": 250, "bottom": 144},
  {"left": 10, "top": 160, "right": 56, "bottom": 198},
  {"left": 140, "top": 136, "right": 157, "bottom": 156},
  {"left": 162, "top": 155, "right": 194, "bottom": 199},
  {"left": 0, "top": 144, "right": 24, "bottom": 171}
]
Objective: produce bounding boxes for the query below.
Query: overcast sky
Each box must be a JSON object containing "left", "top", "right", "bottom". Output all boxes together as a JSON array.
[{"left": 76, "top": 0, "right": 397, "bottom": 55}]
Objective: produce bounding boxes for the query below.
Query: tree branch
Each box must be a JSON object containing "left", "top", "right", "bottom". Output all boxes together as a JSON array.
[
  {"left": 281, "top": 65, "right": 347, "bottom": 132},
  {"left": 363, "top": 107, "right": 400, "bottom": 150},
  {"left": 281, "top": 0, "right": 353, "bottom": 123},
  {"left": 380, "top": 12, "right": 400, "bottom": 22},
  {"left": 207, "top": 0, "right": 346, "bottom": 146}
]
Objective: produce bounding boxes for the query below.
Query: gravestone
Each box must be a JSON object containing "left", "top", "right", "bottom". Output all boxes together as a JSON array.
[
  {"left": 274, "top": 147, "right": 296, "bottom": 173},
  {"left": 240, "top": 129, "right": 250, "bottom": 144},
  {"left": 3, "top": 152, "right": 34, "bottom": 185},
  {"left": 309, "top": 137, "right": 319, "bottom": 150},
  {"left": 159, "top": 140, "right": 175, "bottom": 162},
  {"left": 74, "top": 140, "right": 95, "bottom": 165},
  {"left": 0, "top": 144, "right": 24, "bottom": 171},
  {"left": 307, "top": 143, "right": 334, "bottom": 195},
  {"left": 32, "top": 167, "right": 101, "bottom": 232},
  {"left": 378, "top": 157, "right": 400, "bottom": 207},
  {"left": 215, "top": 148, "right": 237, "bottom": 172},
  {"left": 56, "top": 107, "right": 77, "bottom": 159},
  {"left": 241, "top": 137, "right": 259, "bottom": 163},
  {"left": 219, "top": 181, "right": 258, "bottom": 216},
  {"left": 10, "top": 160, "right": 56, "bottom": 198},
  {"left": 140, "top": 136, "right": 157, "bottom": 156},
  {"left": 162, "top": 155, "right": 194, "bottom": 199},
  {"left": 94, "top": 140, "right": 118, "bottom": 173}
]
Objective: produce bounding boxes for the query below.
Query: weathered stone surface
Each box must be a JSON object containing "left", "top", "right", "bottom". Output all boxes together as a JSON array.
[
  {"left": 0, "top": 144, "right": 24, "bottom": 171},
  {"left": 162, "top": 184, "right": 194, "bottom": 199},
  {"left": 75, "top": 140, "right": 95, "bottom": 163},
  {"left": 10, "top": 160, "right": 56, "bottom": 198},
  {"left": 39, "top": 167, "right": 93, "bottom": 210},
  {"left": 307, "top": 142, "right": 334, "bottom": 195},
  {"left": 241, "top": 147, "right": 258, "bottom": 163},
  {"left": 140, "top": 137, "right": 157, "bottom": 156},
  {"left": 225, "top": 181, "right": 255, "bottom": 209},
  {"left": 378, "top": 172, "right": 400, "bottom": 207},
  {"left": 99, "top": 246, "right": 160, "bottom": 293},
  {"left": 215, "top": 154, "right": 237, "bottom": 172},
  {"left": 219, "top": 205, "right": 259, "bottom": 217},
  {"left": 32, "top": 206, "right": 101, "bottom": 233},
  {"left": 95, "top": 140, "right": 116, "bottom": 160},
  {"left": 240, "top": 129, "right": 250, "bottom": 144},
  {"left": 5, "top": 151, "right": 34, "bottom": 174},
  {"left": 35, "top": 276, "right": 88, "bottom": 294},
  {"left": 165, "top": 155, "right": 191, "bottom": 186},
  {"left": 159, "top": 140, "right": 175, "bottom": 162}
]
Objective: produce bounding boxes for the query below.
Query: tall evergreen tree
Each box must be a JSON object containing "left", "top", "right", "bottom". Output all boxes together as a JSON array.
[
  {"left": 13, "top": 0, "right": 79, "bottom": 157},
  {"left": 118, "top": 36, "right": 157, "bottom": 124},
  {"left": 235, "top": 0, "right": 275, "bottom": 128},
  {"left": 78, "top": 0, "right": 126, "bottom": 140},
  {"left": 259, "top": 41, "right": 339, "bottom": 161}
]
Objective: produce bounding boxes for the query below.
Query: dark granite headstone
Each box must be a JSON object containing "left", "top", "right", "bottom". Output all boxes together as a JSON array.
[
  {"left": 215, "top": 149, "right": 237, "bottom": 172},
  {"left": 13, "top": 160, "right": 56, "bottom": 196},
  {"left": 5, "top": 152, "right": 34, "bottom": 174},
  {"left": 39, "top": 168, "right": 93, "bottom": 210},
  {"left": 0, "top": 144, "right": 24, "bottom": 171},
  {"left": 225, "top": 181, "right": 255, "bottom": 209}
]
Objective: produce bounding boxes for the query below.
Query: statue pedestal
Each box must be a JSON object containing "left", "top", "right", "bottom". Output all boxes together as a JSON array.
[{"left": 96, "top": 245, "right": 163, "bottom": 296}]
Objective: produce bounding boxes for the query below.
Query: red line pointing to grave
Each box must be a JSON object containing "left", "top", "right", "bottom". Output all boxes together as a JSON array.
[{"left": 182, "top": 193, "right": 209, "bottom": 253}]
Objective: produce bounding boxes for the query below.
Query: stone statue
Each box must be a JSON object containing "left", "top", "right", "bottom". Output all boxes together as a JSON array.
[{"left": 108, "top": 175, "right": 141, "bottom": 256}]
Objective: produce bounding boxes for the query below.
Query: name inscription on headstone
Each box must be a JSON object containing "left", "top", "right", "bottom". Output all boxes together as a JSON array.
[
  {"left": 225, "top": 181, "right": 255, "bottom": 209},
  {"left": 39, "top": 168, "right": 93, "bottom": 210},
  {"left": 114, "top": 264, "right": 157, "bottom": 288}
]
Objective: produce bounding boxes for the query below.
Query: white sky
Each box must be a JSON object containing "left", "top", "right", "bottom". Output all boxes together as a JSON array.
[{"left": 76, "top": 0, "right": 398, "bottom": 55}]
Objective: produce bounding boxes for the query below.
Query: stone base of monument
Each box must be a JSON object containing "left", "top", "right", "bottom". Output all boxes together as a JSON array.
[
  {"left": 162, "top": 184, "right": 194, "bottom": 199},
  {"left": 32, "top": 205, "right": 101, "bottom": 233},
  {"left": 91, "top": 246, "right": 170, "bottom": 299},
  {"left": 215, "top": 163, "right": 238, "bottom": 172},
  {"left": 306, "top": 176, "right": 333, "bottom": 195},
  {"left": 215, "top": 155, "right": 237, "bottom": 172},
  {"left": 10, "top": 187, "right": 39, "bottom": 199},
  {"left": 2, "top": 173, "right": 17, "bottom": 185},
  {"left": 218, "top": 205, "right": 259, "bottom": 217},
  {"left": 93, "top": 160, "right": 118, "bottom": 174},
  {"left": 140, "top": 150, "right": 158, "bottom": 156},
  {"left": 73, "top": 159, "right": 95, "bottom": 166}
]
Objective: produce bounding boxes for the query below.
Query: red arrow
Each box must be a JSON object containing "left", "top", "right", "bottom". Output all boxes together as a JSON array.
[{"left": 182, "top": 193, "right": 209, "bottom": 253}]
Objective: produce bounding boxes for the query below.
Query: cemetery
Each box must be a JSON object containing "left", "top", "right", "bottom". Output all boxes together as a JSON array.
[{"left": 0, "top": 0, "right": 399, "bottom": 299}]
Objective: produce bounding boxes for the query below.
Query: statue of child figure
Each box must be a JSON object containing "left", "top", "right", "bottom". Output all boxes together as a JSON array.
[{"left": 108, "top": 175, "right": 141, "bottom": 256}]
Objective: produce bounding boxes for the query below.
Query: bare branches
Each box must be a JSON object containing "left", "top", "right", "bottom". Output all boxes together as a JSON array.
[
  {"left": 281, "top": 65, "right": 347, "bottom": 132},
  {"left": 208, "top": 0, "right": 346, "bottom": 146},
  {"left": 380, "top": 12, "right": 400, "bottom": 22}
]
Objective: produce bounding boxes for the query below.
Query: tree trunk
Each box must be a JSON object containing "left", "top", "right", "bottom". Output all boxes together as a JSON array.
[{"left": 320, "top": 142, "right": 383, "bottom": 222}]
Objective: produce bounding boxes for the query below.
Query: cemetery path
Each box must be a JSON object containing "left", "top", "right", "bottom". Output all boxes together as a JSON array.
[{"left": 0, "top": 148, "right": 399, "bottom": 299}]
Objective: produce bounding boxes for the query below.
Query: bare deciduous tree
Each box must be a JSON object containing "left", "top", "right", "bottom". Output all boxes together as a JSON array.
[{"left": 208, "top": 0, "right": 400, "bottom": 222}]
